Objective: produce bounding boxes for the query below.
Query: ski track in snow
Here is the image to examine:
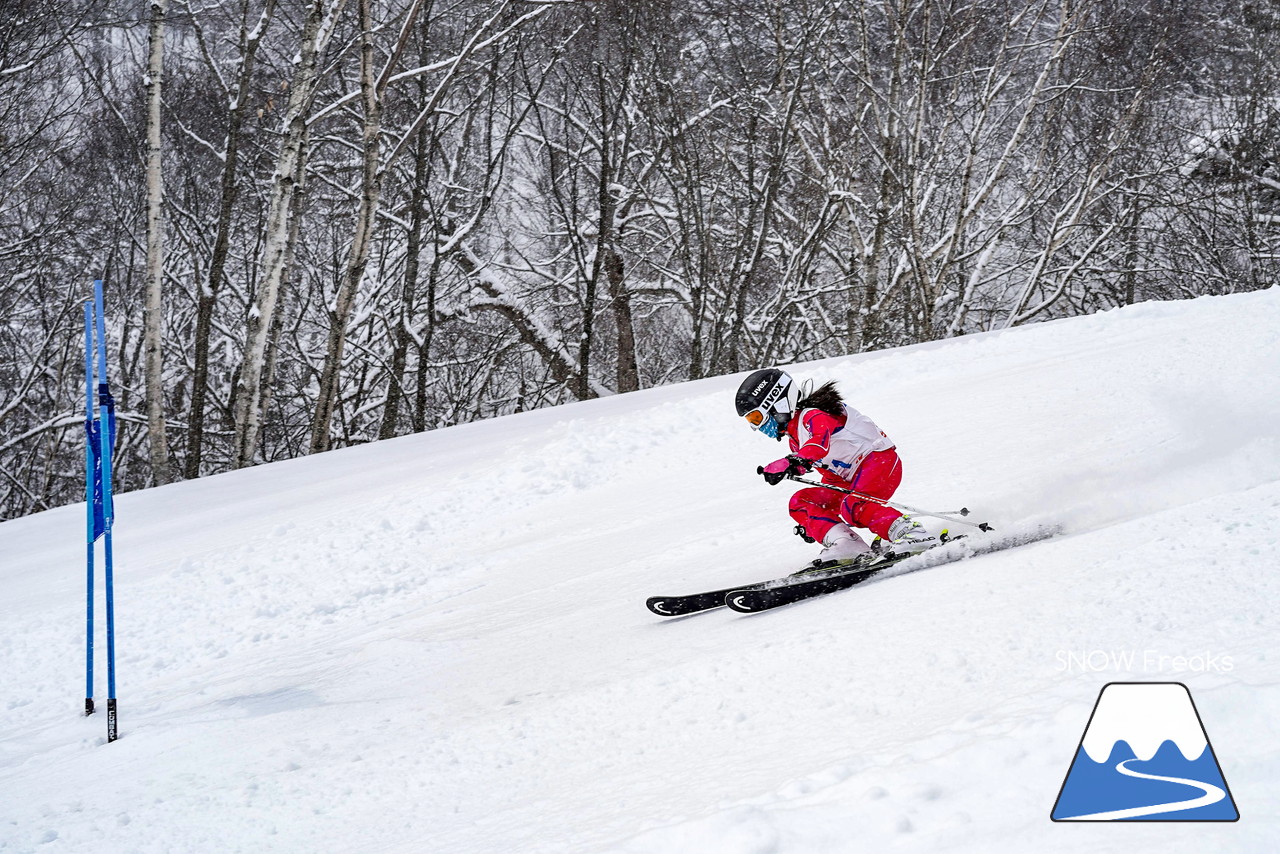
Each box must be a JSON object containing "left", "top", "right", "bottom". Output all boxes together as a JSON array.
[{"left": 2, "top": 290, "right": 1280, "bottom": 853}]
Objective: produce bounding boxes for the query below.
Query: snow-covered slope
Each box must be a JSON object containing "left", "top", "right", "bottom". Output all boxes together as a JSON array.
[{"left": 3, "top": 290, "right": 1279, "bottom": 853}]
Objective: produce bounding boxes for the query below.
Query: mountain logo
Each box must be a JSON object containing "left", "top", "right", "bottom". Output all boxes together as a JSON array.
[{"left": 1051, "top": 682, "right": 1239, "bottom": 822}]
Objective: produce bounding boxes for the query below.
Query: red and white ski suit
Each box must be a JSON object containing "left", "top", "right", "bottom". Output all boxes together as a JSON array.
[{"left": 778, "top": 405, "right": 904, "bottom": 542}]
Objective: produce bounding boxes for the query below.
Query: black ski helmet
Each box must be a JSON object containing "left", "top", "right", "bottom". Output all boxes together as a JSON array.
[{"left": 735, "top": 368, "right": 798, "bottom": 439}]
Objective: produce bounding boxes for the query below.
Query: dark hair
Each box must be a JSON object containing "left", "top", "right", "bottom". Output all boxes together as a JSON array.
[{"left": 797, "top": 380, "right": 844, "bottom": 418}]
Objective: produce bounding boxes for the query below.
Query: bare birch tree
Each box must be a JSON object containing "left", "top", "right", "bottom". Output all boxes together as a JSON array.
[
  {"left": 183, "top": 0, "right": 278, "bottom": 479},
  {"left": 142, "top": 0, "right": 173, "bottom": 484},
  {"left": 232, "top": 0, "right": 347, "bottom": 469},
  {"left": 308, "top": 0, "right": 549, "bottom": 453}
]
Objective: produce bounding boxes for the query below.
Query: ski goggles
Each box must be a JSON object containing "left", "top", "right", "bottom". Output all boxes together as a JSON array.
[
  {"left": 742, "top": 379, "right": 792, "bottom": 436},
  {"left": 743, "top": 407, "right": 784, "bottom": 439}
]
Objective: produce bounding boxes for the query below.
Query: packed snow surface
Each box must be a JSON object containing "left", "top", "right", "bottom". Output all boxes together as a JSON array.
[{"left": 3, "top": 290, "right": 1280, "bottom": 852}]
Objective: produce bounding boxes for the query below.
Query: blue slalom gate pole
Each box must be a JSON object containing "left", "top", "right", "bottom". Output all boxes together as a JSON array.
[
  {"left": 82, "top": 278, "right": 119, "bottom": 741},
  {"left": 83, "top": 302, "right": 96, "bottom": 717},
  {"left": 93, "top": 278, "right": 119, "bottom": 743}
]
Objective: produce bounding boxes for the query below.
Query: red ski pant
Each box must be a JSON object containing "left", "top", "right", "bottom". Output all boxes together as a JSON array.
[{"left": 788, "top": 449, "right": 903, "bottom": 542}]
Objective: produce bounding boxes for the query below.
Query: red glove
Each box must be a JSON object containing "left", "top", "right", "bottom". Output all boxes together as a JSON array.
[{"left": 759, "top": 455, "right": 812, "bottom": 485}]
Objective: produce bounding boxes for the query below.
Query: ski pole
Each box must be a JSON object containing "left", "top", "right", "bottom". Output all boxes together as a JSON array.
[{"left": 762, "top": 466, "right": 991, "bottom": 530}]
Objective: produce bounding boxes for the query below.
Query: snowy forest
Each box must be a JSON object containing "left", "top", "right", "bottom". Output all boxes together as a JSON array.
[{"left": 1, "top": 0, "right": 1277, "bottom": 520}]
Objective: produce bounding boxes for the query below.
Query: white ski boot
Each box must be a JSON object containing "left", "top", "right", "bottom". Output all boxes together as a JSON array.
[
  {"left": 886, "top": 514, "right": 944, "bottom": 555},
  {"left": 813, "top": 524, "right": 871, "bottom": 567}
]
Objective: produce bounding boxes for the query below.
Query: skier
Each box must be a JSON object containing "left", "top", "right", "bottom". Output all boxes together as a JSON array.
[{"left": 735, "top": 367, "right": 940, "bottom": 565}]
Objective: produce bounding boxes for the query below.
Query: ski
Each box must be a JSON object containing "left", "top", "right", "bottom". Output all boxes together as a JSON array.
[
  {"left": 725, "top": 563, "right": 885, "bottom": 612},
  {"left": 645, "top": 553, "right": 913, "bottom": 618},
  {"left": 646, "top": 584, "right": 761, "bottom": 617},
  {"left": 725, "top": 524, "right": 1060, "bottom": 613}
]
